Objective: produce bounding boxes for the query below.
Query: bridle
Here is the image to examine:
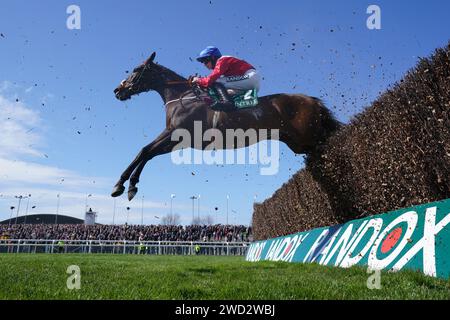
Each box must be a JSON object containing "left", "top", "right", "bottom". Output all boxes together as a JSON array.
[{"left": 128, "top": 63, "right": 151, "bottom": 92}]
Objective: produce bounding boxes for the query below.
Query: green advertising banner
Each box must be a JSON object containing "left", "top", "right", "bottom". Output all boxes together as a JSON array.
[{"left": 246, "top": 199, "right": 450, "bottom": 279}]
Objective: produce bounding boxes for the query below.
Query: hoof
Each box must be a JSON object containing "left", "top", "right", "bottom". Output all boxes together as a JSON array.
[
  {"left": 128, "top": 186, "right": 138, "bottom": 201},
  {"left": 111, "top": 184, "right": 125, "bottom": 197}
]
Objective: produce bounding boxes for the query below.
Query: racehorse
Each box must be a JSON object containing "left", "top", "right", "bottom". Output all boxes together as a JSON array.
[{"left": 112, "top": 52, "right": 341, "bottom": 201}]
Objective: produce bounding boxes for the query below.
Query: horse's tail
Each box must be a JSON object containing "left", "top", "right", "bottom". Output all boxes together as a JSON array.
[{"left": 312, "top": 97, "right": 342, "bottom": 140}]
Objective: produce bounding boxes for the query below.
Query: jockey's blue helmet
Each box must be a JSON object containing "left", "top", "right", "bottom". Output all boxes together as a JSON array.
[{"left": 196, "top": 46, "right": 222, "bottom": 62}]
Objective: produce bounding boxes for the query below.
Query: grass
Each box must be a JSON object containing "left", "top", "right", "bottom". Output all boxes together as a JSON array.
[{"left": 0, "top": 254, "right": 449, "bottom": 300}]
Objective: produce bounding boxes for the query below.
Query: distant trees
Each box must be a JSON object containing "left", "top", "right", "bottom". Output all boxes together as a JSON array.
[
  {"left": 191, "top": 215, "right": 215, "bottom": 225},
  {"left": 162, "top": 213, "right": 215, "bottom": 226},
  {"left": 161, "top": 213, "right": 180, "bottom": 225}
]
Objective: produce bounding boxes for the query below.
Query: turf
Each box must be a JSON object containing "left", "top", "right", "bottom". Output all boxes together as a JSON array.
[{"left": 0, "top": 254, "right": 449, "bottom": 300}]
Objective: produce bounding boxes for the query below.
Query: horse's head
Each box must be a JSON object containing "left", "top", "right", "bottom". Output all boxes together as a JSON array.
[{"left": 114, "top": 52, "right": 163, "bottom": 101}]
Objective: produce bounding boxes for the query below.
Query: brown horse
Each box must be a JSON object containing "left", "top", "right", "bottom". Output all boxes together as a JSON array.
[{"left": 112, "top": 52, "right": 341, "bottom": 200}]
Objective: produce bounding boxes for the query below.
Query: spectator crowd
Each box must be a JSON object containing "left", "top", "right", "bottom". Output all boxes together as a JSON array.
[{"left": 0, "top": 224, "right": 252, "bottom": 242}]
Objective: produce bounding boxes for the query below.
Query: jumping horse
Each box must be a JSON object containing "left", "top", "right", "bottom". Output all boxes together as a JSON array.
[{"left": 112, "top": 52, "right": 341, "bottom": 201}]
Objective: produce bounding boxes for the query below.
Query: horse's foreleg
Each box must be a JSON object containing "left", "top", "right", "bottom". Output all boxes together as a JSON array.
[
  {"left": 127, "top": 131, "right": 176, "bottom": 200},
  {"left": 111, "top": 129, "right": 171, "bottom": 198}
]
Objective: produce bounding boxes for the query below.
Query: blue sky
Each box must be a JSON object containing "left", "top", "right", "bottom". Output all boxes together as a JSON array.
[{"left": 0, "top": 0, "right": 449, "bottom": 225}]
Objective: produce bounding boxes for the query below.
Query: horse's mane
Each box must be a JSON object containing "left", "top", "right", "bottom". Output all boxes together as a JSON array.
[{"left": 156, "top": 63, "right": 187, "bottom": 82}]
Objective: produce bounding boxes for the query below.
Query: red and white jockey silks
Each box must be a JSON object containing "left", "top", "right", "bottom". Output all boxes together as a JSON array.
[
  {"left": 216, "top": 69, "right": 260, "bottom": 92},
  {"left": 196, "top": 55, "right": 257, "bottom": 89}
]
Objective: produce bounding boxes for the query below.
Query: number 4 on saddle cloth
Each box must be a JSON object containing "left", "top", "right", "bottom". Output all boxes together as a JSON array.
[{"left": 207, "top": 87, "right": 259, "bottom": 109}]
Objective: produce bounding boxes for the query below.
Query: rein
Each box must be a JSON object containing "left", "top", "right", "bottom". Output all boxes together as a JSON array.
[
  {"left": 164, "top": 85, "right": 206, "bottom": 108},
  {"left": 165, "top": 80, "right": 190, "bottom": 85},
  {"left": 164, "top": 95, "right": 199, "bottom": 107}
]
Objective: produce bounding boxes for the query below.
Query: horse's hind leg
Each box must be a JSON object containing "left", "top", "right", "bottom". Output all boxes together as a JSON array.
[{"left": 111, "top": 129, "right": 171, "bottom": 198}]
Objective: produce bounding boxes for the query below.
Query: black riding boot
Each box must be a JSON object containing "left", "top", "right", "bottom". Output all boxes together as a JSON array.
[{"left": 211, "top": 83, "right": 236, "bottom": 112}]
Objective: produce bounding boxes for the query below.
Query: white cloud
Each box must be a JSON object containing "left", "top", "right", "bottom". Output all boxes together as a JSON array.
[
  {"left": 0, "top": 93, "right": 110, "bottom": 189},
  {"left": 0, "top": 158, "right": 110, "bottom": 187},
  {"left": 0, "top": 95, "right": 44, "bottom": 157},
  {"left": 0, "top": 80, "right": 17, "bottom": 93}
]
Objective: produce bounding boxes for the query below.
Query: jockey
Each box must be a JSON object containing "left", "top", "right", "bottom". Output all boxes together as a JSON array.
[{"left": 191, "top": 46, "right": 260, "bottom": 111}]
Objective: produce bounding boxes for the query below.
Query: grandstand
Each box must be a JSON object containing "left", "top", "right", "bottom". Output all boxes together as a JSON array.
[
  {"left": 0, "top": 222, "right": 252, "bottom": 241},
  {"left": 0, "top": 222, "right": 252, "bottom": 256},
  {"left": 0, "top": 214, "right": 84, "bottom": 225}
]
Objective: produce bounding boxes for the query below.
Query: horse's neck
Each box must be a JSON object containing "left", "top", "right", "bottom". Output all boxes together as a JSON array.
[{"left": 154, "top": 66, "right": 191, "bottom": 104}]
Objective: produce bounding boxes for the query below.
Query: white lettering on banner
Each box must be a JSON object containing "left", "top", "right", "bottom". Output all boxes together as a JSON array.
[
  {"left": 273, "top": 237, "right": 291, "bottom": 261},
  {"left": 256, "top": 242, "right": 265, "bottom": 261},
  {"left": 250, "top": 244, "right": 259, "bottom": 261},
  {"left": 303, "top": 229, "right": 329, "bottom": 263},
  {"left": 263, "top": 235, "right": 306, "bottom": 262},
  {"left": 265, "top": 239, "right": 281, "bottom": 260},
  {"left": 392, "top": 207, "right": 450, "bottom": 276},
  {"left": 248, "top": 203, "right": 450, "bottom": 278},
  {"left": 368, "top": 211, "right": 418, "bottom": 271},
  {"left": 318, "top": 227, "right": 343, "bottom": 265},
  {"left": 247, "top": 242, "right": 266, "bottom": 262},
  {"left": 339, "top": 218, "right": 383, "bottom": 268},
  {"left": 276, "top": 234, "right": 307, "bottom": 262},
  {"left": 284, "top": 234, "right": 308, "bottom": 262},
  {"left": 323, "top": 220, "right": 369, "bottom": 266},
  {"left": 246, "top": 245, "right": 253, "bottom": 261}
]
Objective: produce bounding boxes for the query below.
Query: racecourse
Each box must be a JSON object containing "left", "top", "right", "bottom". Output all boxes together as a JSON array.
[{"left": 0, "top": 254, "right": 449, "bottom": 299}]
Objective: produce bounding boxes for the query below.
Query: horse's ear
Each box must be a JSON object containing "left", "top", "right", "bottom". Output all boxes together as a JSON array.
[{"left": 145, "top": 52, "right": 156, "bottom": 65}]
